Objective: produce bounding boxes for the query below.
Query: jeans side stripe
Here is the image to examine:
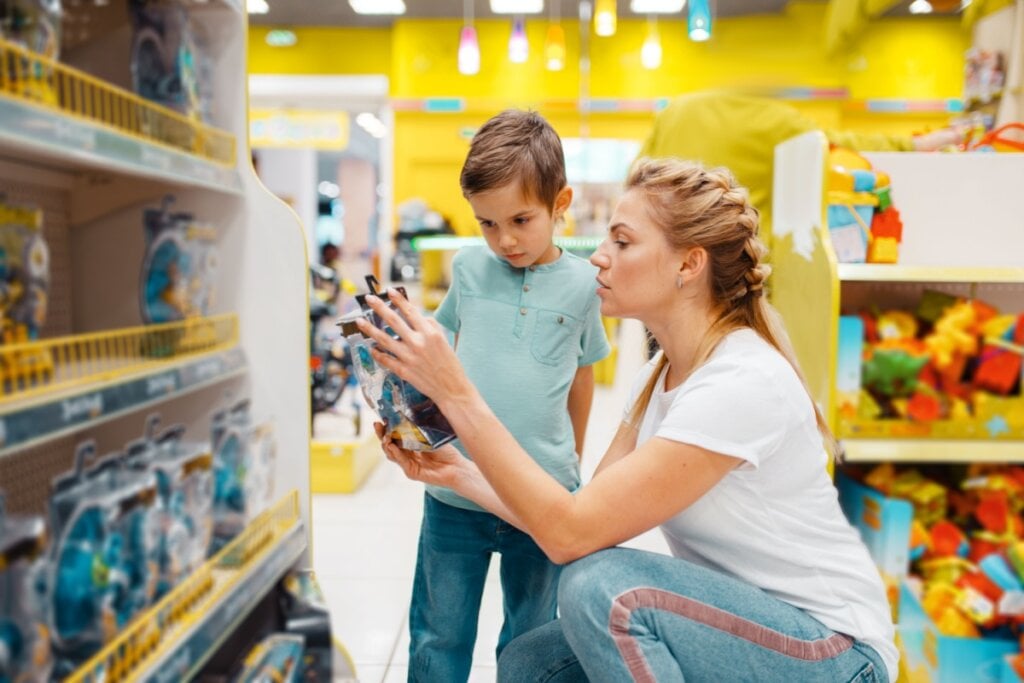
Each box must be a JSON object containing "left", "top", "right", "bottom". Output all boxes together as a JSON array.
[{"left": 608, "top": 587, "right": 854, "bottom": 680}]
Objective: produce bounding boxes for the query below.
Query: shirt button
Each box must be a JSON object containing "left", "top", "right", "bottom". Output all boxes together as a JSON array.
[
  {"left": 520, "top": 308, "right": 527, "bottom": 315},
  {"left": 523, "top": 285, "right": 530, "bottom": 292},
  {"left": 557, "top": 316, "right": 564, "bottom": 324}
]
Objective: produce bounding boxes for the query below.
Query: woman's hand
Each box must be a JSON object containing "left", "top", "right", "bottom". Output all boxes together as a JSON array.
[
  {"left": 355, "top": 288, "right": 473, "bottom": 408},
  {"left": 375, "top": 422, "right": 467, "bottom": 489}
]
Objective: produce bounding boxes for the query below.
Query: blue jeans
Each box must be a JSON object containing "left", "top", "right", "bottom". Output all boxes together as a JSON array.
[
  {"left": 408, "top": 493, "right": 561, "bottom": 682},
  {"left": 498, "top": 548, "right": 890, "bottom": 683}
]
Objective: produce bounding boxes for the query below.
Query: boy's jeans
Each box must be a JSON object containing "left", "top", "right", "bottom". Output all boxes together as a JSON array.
[
  {"left": 498, "top": 547, "right": 890, "bottom": 683},
  {"left": 408, "top": 493, "right": 561, "bottom": 683}
]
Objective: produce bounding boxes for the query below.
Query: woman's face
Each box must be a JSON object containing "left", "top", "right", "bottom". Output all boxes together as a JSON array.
[{"left": 589, "top": 189, "right": 680, "bottom": 322}]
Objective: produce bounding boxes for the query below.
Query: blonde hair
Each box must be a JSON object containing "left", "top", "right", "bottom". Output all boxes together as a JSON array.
[{"left": 626, "top": 157, "right": 837, "bottom": 457}]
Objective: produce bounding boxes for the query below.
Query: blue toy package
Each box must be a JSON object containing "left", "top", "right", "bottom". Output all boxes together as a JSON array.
[
  {"left": 337, "top": 276, "right": 455, "bottom": 451},
  {"left": 123, "top": 414, "right": 213, "bottom": 598},
  {"left": 45, "top": 441, "right": 160, "bottom": 668},
  {"left": 140, "top": 195, "right": 218, "bottom": 327},
  {"left": 0, "top": 198, "right": 50, "bottom": 344},
  {"left": 210, "top": 399, "right": 276, "bottom": 554},
  {"left": 0, "top": 492, "right": 52, "bottom": 683},
  {"left": 233, "top": 633, "right": 304, "bottom": 683}
]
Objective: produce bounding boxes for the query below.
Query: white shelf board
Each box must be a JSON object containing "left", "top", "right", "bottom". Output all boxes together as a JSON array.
[
  {"left": 0, "top": 95, "right": 242, "bottom": 195},
  {"left": 842, "top": 438, "right": 1024, "bottom": 463},
  {"left": 837, "top": 263, "right": 1024, "bottom": 284}
]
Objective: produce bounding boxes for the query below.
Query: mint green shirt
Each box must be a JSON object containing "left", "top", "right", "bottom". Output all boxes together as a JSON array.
[{"left": 430, "top": 245, "right": 611, "bottom": 511}]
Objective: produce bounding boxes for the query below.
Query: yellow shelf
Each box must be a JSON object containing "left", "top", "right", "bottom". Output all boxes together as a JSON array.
[
  {"left": 836, "top": 263, "right": 1024, "bottom": 284},
  {"left": 842, "top": 439, "right": 1024, "bottom": 463},
  {"left": 67, "top": 491, "right": 305, "bottom": 683}
]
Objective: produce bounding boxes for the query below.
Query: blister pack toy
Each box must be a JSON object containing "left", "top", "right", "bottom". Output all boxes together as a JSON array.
[
  {"left": 0, "top": 198, "right": 49, "bottom": 343},
  {"left": 45, "top": 441, "right": 159, "bottom": 667},
  {"left": 140, "top": 195, "right": 218, "bottom": 327},
  {"left": 337, "top": 275, "right": 455, "bottom": 451},
  {"left": 0, "top": 0, "right": 62, "bottom": 105},
  {"left": 232, "top": 633, "right": 304, "bottom": 683},
  {"left": 210, "top": 398, "right": 276, "bottom": 553},
  {"left": 124, "top": 414, "right": 213, "bottom": 598},
  {"left": 0, "top": 492, "right": 51, "bottom": 683}
]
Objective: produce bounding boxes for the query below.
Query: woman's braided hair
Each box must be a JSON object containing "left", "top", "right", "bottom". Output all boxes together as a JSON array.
[{"left": 626, "top": 157, "right": 837, "bottom": 458}]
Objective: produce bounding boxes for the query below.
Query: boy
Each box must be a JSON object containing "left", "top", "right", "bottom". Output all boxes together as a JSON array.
[{"left": 407, "top": 109, "right": 610, "bottom": 682}]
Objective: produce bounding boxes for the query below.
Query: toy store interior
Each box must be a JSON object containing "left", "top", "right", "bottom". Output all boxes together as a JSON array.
[{"left": 0, "top": 0, "right": 1021, "bottom": 681}]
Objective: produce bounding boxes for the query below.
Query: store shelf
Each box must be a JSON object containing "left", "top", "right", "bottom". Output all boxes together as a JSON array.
[
  {"left": 0, "top": 315, "right": 243, "bottom": 458},
  {"left": 67, "top": 491, "right": 306, "bottom": 683},
  {"left": 842, "top": 439, "right": 1024, "bottom": 463},
  {"left": 837, "top": 263, "right": 1024, "bottom": 284}
]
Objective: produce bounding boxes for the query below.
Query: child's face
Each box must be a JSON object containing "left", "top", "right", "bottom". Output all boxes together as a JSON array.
[{"left": 468, "top": 182, "right": 569, "bottom": 268}]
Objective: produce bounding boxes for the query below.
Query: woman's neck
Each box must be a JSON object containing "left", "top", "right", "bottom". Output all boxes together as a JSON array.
[{"left": 648, "top": 306, "right": 718, "bottom": 392}]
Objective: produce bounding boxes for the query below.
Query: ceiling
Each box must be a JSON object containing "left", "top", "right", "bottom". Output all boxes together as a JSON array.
[{"left": 249, "top": 0, "right": 798, "bottom": 27}]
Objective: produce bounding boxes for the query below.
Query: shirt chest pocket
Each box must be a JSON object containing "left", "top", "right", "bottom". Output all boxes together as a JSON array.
[{"left": 531, "top": 309, "right": 579, "bottom": 366}]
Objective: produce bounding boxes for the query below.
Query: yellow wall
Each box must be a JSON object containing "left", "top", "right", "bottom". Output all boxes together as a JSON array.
[{"left": 248, "top": 2, "right": 968, "bottom": 236}]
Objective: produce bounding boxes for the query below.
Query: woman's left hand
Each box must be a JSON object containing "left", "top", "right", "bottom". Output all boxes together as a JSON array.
[
  {"left": 356, "top": 289, "right": 473, "bottom": 408},
  {"left": 375, "top": 422, "right": 468, "bottom": 489}
]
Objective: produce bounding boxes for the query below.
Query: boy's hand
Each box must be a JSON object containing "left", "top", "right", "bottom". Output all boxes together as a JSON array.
[{"left": 375, "top": 422, "right": 464, "bottom": 488}]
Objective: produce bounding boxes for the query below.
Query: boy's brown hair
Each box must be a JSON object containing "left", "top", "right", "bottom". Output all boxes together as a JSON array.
[{"left": 460, "top": 109, "right": 567, "bottom": 211}]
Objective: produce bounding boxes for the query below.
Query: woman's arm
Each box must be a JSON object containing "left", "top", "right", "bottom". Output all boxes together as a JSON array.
[
  {"left": 358, "top": 291, "right": 740, "bottom": 563},
  {"left": 567, "top": 365, "right": 595, "bottom": 459}
]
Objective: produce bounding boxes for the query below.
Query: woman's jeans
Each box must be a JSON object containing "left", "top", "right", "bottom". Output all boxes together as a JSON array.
[
  {"left": 498, "top": 547, "right": 889, "bottom": 683},
  {"left": 408, "top": 493, "right": 561, "bottom": 682}
]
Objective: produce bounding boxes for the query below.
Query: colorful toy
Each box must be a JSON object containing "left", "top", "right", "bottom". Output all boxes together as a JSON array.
[
  {"left": 0, "top": 0, "right": 61, "bottom": 105},
  {"left": 826, "top": 146, "right": 904, "bottom": 264},
  {"left": 0, "top": 199, "right": 49, "bottom": 341},
  {"left": 234, "top": 633, "right": 304, "bottom": 683},
  {"left": 0, "top": 492, "right": 51, "bottom": 683},
  {"left": 338, "top": 275, "right": 456, "bottom": 451}
]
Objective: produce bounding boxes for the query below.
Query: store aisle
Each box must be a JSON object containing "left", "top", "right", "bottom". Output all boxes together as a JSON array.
[{"left": 312, "top": 319, "right": 667, "bottom": 683}]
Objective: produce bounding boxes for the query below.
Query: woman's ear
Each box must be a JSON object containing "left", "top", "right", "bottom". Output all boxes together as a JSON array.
[
  {"left": 553, "top": 186, "right": 573, "bottom": 219},
  {"left": 677, "top": 247, "right": 709, "bottom": 285}
]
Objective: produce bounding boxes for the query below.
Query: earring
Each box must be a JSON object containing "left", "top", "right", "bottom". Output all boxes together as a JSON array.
[{"left": 676, "top": 275, "right": 684, "bottom": 289}]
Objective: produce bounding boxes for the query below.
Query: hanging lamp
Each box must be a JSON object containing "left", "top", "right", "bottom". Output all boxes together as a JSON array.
[
  {"left": 594, "top": 0, "right": 616, "bottom": 36},
  {"left": 458, "top": 0, "right": 481, "bottom": 75},
  {"left": 545, "top": 0, "right": 566, "bottom": 71},
  {"left": 688, "top": 0, "right": 711, "bottom": 41},
  {"left": 641, "top": 17, "right": 661, "bottom": 69},
  {"left": 509, "top": 16, "right": 529, "bottom": 63}
]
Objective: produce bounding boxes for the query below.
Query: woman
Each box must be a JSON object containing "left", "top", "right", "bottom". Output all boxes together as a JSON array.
[{"left": 356, "top": 158, "right": 897, "bottom": 682}]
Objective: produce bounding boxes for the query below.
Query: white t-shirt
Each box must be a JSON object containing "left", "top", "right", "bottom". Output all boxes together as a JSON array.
[{"left": 628, "top": 329, "right": 898, "bottom": 682}]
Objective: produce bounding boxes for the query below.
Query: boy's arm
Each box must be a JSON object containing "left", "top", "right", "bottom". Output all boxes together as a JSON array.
[{"left": 568, "top": 364, "right": 595, "bottom": 460}]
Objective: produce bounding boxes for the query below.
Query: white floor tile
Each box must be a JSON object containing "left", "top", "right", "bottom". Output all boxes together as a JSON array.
[
  {"left": 351, "top": 664, "right": 388, "bottom": 683},
  {"left": 314, "top": 521, "right": 420, "bottom": 580},
  {"left": 381, "top": 665, "right": 407, "bottom": 683},
  {"left": 321, "top": 576, "right": 411, "bottom": 666},
  {"left": 468, "top": 666, "right": 497, "bottom": 682}
]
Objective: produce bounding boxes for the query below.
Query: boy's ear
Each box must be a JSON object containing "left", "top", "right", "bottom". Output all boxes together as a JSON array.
[{"left": 553, "top": 186, "right": 573, "bottom": 218}]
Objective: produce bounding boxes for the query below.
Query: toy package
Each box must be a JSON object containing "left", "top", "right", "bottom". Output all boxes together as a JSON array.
[
  {"left": 337, "top": 276, "right": 455, "bottom": 451},
  {"left": 279, "top": 570, "right": 333, "bottom": 681},
  {"left": 210, "top": 398, "right": 276, "bottom": 553},
  {"left": 45, "top": 441, "right": 160, "bottom": 669},
  {"left": 0, "top": 492, "right": 52, "bottom": 683},
  {"left": 0, "top": 198, "right": 49, "bottom": 344},
  {"left": 232, "top": 633, "right": 304, "bottom": 683},
  {"left": 123, "top": 414, "right": 213, "bottom": 598},
  {"left": 140, "top": 195, "right": 218, "bottom": 326},
  {"left": 0, "top": 0, "right": 62, "bottom": 105},
  {"left": 129, "top": 0, "right": 212, "bottom": 124}
]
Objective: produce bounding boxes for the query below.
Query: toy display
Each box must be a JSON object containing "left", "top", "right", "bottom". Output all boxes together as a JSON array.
[
  {"left": 826, "top": 146, "right": 903, "bottom": 264},
  {"left": 279, "top": 570, "right": 333, "bottom": 681},
  {"left": 123, "top": 414, "right": 213, "bottom": 598},
  {"left": 836, "top": 295, "right": 1023, "bottom": 437},
  {"left": 0, "top": 492, "right": 51, "bottom": 683},
  {"left": 0, "top": 0, "right": 62, "bottom": 105},
  {"left": 232, "top": 633, "right": 304, "bottom": 683},
  {"left": 140, "top": 195, "right": 218, "bottom": 329},
  {"left": 338, "top": 275, "right": 456, "bottom": 451},
  {"left": 0, "top": 199, "right": 50, "bottom": 342},
  {"left": 129, "top": 0, "right": 211, "bottom": 124},
  {"left": 210, "top": 398, "right": 275, "bottom": 552},
  {"left": 46, "top": 441, "right": 159, "bottom": 668}
]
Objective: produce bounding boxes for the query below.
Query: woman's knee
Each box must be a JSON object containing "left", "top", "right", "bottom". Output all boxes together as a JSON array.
[{"left": 557, "top": 548, "right": 630, "bottom": 614}]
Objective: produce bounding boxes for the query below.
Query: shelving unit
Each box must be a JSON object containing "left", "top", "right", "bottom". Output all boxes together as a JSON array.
[
  {"left": 0, "top": 2, "right": 312, "bottom": 679},
  {"left": 772, "top": 132, "right": 1024, "bottom": 465}
]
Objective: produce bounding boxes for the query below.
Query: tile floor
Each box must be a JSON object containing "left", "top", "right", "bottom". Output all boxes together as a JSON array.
[{"left": 311, "top": 319, "right": 668, "bottom": 682}]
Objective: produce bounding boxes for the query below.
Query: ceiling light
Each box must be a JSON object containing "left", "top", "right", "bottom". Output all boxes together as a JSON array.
[
  {"left": 247, "top": 0, "right": 268, "bottom": 14},
  {"left": 490, "top": 0, "right": 544, "bottom": 13},
  {"left": 641, "top": 20, "right": 661, "bottom": 69},
  {"left": 631, "top": 0, "right": 685, "bottom": 12},
  {"left": 908, "top": 0, "right": 933, "bottom": 13},
  {"left": 265, "top": 29, "right": 296, "bottom": 47},
  {"left": 594, "top": 0, "right": 616, "bottom": 36},
  {"left": 458, "top": 25, "right": 481, "bottom": 75},
  {"left": 509, "top": 17, "right": 529, "bottom": 63},
  {"left": 688, "top": 0, "right": 711, "bottom": 41},
  {"left": 545, "top": 23, "right": 566, "bottom": 71},
  {"left": 348, "top": 0, "right": 406, "bottom": 15}
]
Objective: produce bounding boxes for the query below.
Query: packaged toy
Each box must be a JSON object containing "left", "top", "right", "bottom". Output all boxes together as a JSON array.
[
  {"left": 124, "top": 414, "right": 213, "bottom": 597},
  {"left": 0, "top": 0, "right": 61, "bottom": 105},
  {"left": 140, "top": 195, "right": 218, "bottom": 327},
  {"left": 338, "top": 275, "right": 455, "bottom": 451},
  {"left": 826, "top": 147, "right": 904, "bottom": 264},
  {"left": 0, "top": 199, "right": 49, "bottom": 342},
  {"left": 233, "top": 633, "right": 304, "bottom": 683},
  {"left": 280, "top": 570, "right": 333, "bottom": 681},
  {"left": 0, "top": 492, "right": 51, "bottom": 683}
]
